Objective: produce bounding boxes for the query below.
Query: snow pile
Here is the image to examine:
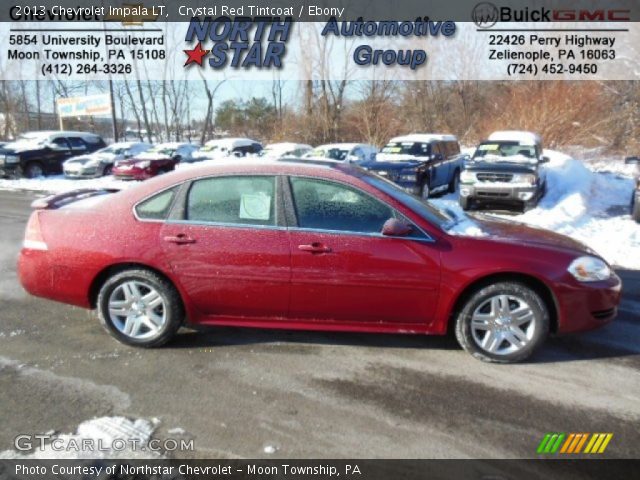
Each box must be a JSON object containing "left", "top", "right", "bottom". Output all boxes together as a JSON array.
[
  {"left": 0, "top": 416, "right": 160, "bottom": 459},
  {"left": 433, "top": 149, "right": 640, "bottom": 269}
]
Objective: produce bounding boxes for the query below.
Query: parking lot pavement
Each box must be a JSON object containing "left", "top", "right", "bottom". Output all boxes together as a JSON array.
[{"left": 0, "top": 189, "right": 639, "bottom": 459}]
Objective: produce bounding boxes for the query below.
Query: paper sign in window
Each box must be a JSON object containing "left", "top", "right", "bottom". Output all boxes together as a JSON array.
[{"left": 239, "top": 194, "right": 271, "bottom": 221}]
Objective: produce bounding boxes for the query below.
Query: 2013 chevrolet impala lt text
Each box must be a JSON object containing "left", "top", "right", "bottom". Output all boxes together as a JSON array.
[{"left": 17, "top": 160, "right": 622, "bottom": 363}]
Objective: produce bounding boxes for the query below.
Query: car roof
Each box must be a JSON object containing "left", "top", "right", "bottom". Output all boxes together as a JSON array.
[
  {"left": 314, "top": 143, "right": 374, "bottom": 150},
  {"left": 204, "top": 138, "right": 259, "bottom": 148},
  {"left": 389, "top": 134, "right": 457, "bottom": 143},
  {"left": 488, "top": 131, "right": 542, "bottom": 145}
]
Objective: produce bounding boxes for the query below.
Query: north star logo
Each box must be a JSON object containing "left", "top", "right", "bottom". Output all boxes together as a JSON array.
[{"left": 183, "top": 17, "right": 292, "bottom": 69}]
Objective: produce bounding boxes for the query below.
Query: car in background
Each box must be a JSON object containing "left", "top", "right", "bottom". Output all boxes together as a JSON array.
[
  {"left": 259, "top": 142, "right": 312, "bottom": 159},
  {"left": 112, "top": 142, "right": 199, "bottom": 180},
  {"left": 0, "top": 131, "right": 106, "bottom": 178},
  {"left": 302, "top": 143, "right": 378, "bottom": 164},
  {"left": 191, "top": 138, "right": 263, "bottom": 162},
  {"left": 459, "top": 131, "right": 549, "bottom": 211},
  {"left": 361, "top": 134, "right": 465, "bottom": 199},
  {"left": 18, "top": 159, "right": 621, "bottom": 363},
  {"left": 63, "top": 142, "right": 152, "bottom": 178},
  {"left": 626, "top": 156, "right": 640, "bottom": 222}
]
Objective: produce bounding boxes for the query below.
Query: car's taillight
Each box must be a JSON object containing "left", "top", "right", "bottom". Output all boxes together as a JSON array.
[{"left": 23, "top": 212, "right": 48, "bottom": 251}]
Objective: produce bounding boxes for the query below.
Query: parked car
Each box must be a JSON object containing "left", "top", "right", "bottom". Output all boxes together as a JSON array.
[
  {"left": 18, "top": 160, "right": 621, "bottom": 363},
  {"left": 259, "top": 142, "right": 312, "bottom": 159},
  {"left": 460, "top": 131, "right": 549, "bottom": 211},
  {"left": 626, "top": 156, "right": 640, "bottom": 222},
  {"left": 112, "top": 142, "right": 199, "bottom": 180},
  {"left": 0, "top": 131, "right": 106, "bottom": 178},
  {"left": 191, "top": 138, "right": 263, "bottom": 162},
  {"left": 63, "top": 142, "right": 152, "bottom": 178},
  {"left": 362, "top": 134, "right": 465, "bottom": 199},
  {"left": 303, "top": 143, "right": 378, "bottom": 164}
]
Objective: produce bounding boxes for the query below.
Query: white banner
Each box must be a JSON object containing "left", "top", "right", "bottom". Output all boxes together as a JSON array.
[{"left": 56, "top": 93, "right": 112, "bottom": 117}]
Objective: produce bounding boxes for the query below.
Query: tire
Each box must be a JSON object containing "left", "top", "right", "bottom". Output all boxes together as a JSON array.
[
  {"left": 96, "top": 268, "right": 184, "bottom": 347},
  {"left": 632, "top": 196, "right": 640, "bottom": 223},
  {"left": 24, "top": 162, "right": 45, "bottom": 179},
  {"left": 459, "top": 196, "right": 471, "bottom": 211},
  {"left": 448, "top": 169, "right": 460, "bottom": 193},
  {"left": 454, "top": 281, "right": 549, "bottom": 363},
  {"left": 420, "top": 178, "right": 430, "bottom": 200},
  {"left": 102, "top": 164, "right": 113, "bottom": 176}
]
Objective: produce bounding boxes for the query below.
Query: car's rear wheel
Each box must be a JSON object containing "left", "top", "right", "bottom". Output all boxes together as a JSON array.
[
  {"left": 24, "top": 162, "right": 45, "bottom": 179},
  {"left": 454, "top": 282, "right": 549, "bottom": 363},
  {"left": 420, "top": 178, "right": 430, "bottom": 200},
  {"left": 97, "top": 269, "right": 183, "bottom": 347},
  {"left": 102, "top": 164, "right": 113, "bottom": 176}
]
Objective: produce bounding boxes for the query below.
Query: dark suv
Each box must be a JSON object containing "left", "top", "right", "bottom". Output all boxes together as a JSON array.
[
  {"left": 626, "top": 156, "right": 640, "bottom": 222},
  {"left": 0, "top": 131, "right": 106, "bottom": 178},
  {"left": 459, "top": 131, "right": 549, "bottom": 211},
  {"left": 361, "top": 134, "right": 466, "bottom": 199}
]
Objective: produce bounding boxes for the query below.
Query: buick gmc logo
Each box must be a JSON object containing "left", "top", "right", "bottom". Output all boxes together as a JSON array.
[{"left": 471, "top": 3, "right": 631, "bottom": 27}]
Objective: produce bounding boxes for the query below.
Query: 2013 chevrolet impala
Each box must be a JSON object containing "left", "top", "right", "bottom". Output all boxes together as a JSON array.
[{"left": 18, "top": 160, "right": 621, "bottom": 363}]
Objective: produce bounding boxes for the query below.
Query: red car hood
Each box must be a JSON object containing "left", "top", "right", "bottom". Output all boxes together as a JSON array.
[{"left": 470, "top": 214, "right": 596, "bottom": 256}]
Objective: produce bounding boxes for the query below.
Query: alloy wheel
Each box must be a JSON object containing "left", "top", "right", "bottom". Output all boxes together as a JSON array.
[
  {"left": 470, "top": 294, "right": 536, "bottom": 355},
  {"left": 107, "top": 281, "right": 167, "bottom": 339}
]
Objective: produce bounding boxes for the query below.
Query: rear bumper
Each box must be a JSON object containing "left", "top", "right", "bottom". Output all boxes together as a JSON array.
[
  {"left": 460, "top": 183, "right": 539, "bottom": 204},
  {"left": 554, "top": 273, "right": 622, "bottom": 334},
  {"left": 18, "top": 248, "right": 92, "bottom": 308}
]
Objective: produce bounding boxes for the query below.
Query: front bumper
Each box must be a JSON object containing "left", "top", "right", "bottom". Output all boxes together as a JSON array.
[
  {"left": 460, "top": 183, "right": 538, "bottom": 204},
  {"left": 63, "top": 165, "right": 101, "bottom": 178},
  {"left": 554, "top": 272, "right": 622, "bottom": 334},
  {"left": 112, "top": 167, "right": 151, "bottom": 180}
]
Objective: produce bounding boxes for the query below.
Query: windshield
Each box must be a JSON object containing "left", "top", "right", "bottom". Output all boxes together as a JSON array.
[
  {"left": 309, "top": 147, "right": 350, "bottom": 161},
  {"left": 16, "top": 133, "right": 49, "bottom": 144},
  {"left": 98, "top": 146, "right": 125, "bottom": 155},
  {"left": 473, "top": 142, "right": 537, "bottom": 160},
  {"left": 381, "top": 142, "right": 429, "bottom": 157},
  {"left": 149, "top": 146, "right": 176, "bottom": 155},
  {"left": 362, "top": 173, "right": 454, "bottom": 230}
]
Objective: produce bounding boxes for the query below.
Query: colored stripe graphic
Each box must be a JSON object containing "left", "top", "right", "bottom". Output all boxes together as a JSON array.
[
  {"left": 537, "top": 433, "right": 565, "bottom": 454},
  {"left": 539, "top": 433, "right": 613, "bottom": 454}
]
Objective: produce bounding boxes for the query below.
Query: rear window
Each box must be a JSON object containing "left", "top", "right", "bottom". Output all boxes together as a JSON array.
[{"left": 135, "top": 187, "right": 178, "bottom": 220}]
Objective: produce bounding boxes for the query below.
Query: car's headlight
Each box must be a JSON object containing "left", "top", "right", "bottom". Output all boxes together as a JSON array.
[
  {"left": 398, "top": 169, "right": 417, "bottom": 182},
  {"left": 568, "top": 256, "right": 611, "bottom": 282},
  {"left": 137, "top": 161, "right": 151, "bottom": 169},
  {"left": 512, "top": 173, "right": 537, "bottom": 185},
  {"left": 5, "top": 155, "right": 19, "bottom": 164},
  {"left": 460, "top": 170, "right": 475, "bottom": 183}
]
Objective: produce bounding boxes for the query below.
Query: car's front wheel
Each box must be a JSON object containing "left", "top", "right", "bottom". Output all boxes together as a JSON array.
[
  {"left": 97, "top": 269, "right": 184, "bottom": 347},
  {"left": 454, "top": 282, "right": 549, "bottom": 363},
  {"left": 632, "top": 196, "right": 640, "bottom": 223},
  {"left": 24, "top": 162, "right": 45, "bottom": 179}
]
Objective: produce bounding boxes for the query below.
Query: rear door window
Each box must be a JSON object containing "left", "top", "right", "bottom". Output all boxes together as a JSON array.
[
  {"left": 186, "top": 176, "right": 276, "bottom": 226},
  {"left": 135, "top": 187, "right": 178, "bottom": 220}
]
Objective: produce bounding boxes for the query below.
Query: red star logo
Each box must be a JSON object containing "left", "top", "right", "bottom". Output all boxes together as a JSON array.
[{"left": 184, "top": 42, "right": 209, "bottom": 67}]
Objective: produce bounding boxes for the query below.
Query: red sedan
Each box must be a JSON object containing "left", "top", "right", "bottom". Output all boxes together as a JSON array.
[
  {"left": 112, "top": 142, "right": 198, "bottom": 180},
  {"left": 18, "top": 160, "right": 621, "bottom": 363}
]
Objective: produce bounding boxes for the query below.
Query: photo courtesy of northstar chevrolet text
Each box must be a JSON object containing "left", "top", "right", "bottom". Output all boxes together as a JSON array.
[{"left": 0, "top": 0, "right": 638, "bottom": 477}]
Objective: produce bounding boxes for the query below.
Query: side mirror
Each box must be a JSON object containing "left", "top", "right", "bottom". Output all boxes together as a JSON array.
[
  {"left": 540, "top": 156, "right": 550, "bottom": 164},
  {"left": 381, "top": 218, "right": 413, "bottom": 237},
  {"left": 625, "top": 156, "right": 640, "bottom": 164}
]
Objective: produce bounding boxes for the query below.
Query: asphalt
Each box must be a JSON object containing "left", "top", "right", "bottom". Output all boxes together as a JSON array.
[{"left": 0, "top": 189, "right": 639, "bottom": 459}]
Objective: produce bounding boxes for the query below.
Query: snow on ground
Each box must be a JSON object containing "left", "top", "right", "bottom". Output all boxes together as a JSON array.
[
  {"left": 433, "top": 149, "right": 640, "bottom": 269},
  {"left": 0, "top": 416, "right": 160, "bottom": 459},
  {"left": 0, "top": 149, "right": 638, "bottom": 269}
]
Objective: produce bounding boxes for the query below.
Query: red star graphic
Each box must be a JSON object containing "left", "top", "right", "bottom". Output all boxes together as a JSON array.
[{"left": 184, "top": 42, "right": 209, "bottom": 67}]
